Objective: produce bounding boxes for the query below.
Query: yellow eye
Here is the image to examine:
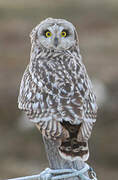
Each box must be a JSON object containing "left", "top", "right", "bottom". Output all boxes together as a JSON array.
[
  {"left": 61, "top": 31, "right": 67, "bottom": 37},
  {"left": 45, "top": 31, "right": 52, "bottom": 38}
]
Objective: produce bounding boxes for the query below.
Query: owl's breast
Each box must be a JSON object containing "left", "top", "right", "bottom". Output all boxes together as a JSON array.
[
  {"left": 37, "top": 57, "right": 76, "bottom": 95},
  {"left": 33, "top": 57, "right": 85, "bottom": 123},
  {"left": 27, "top": 54, "right": 94, "bottom": 124}
]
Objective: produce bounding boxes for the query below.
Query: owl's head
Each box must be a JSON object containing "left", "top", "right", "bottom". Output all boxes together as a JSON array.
[{"left": 30, "top": 18, "right": 79, "bottom": 50}]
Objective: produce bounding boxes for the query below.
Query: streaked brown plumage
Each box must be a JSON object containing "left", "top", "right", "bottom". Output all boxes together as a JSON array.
[{"left": 18, "top": 18, "right": 98, "bottom": 161}]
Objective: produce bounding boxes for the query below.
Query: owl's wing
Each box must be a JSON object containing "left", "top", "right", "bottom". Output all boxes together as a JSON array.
[
  {"left": 18, "top": 65, "right": 41, "bottom": 116},
  {"left": 78, "top": 94, "right": 97, "bottom": 140},
  {"left": 79, "top": 70, "right": 98, "bottom": 140},
  {"left": 18, "top": 65, "right": 33, "bottom": 111}
]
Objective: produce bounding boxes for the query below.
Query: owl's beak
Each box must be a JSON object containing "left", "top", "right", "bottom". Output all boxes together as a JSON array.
[{"left": 54, "top": 37, "right": 58, "bottom": 47}]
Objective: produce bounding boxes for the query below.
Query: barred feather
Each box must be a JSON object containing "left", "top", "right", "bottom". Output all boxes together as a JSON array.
[{"left": 18, "top": 18, "right": 97, "bottom": 161}]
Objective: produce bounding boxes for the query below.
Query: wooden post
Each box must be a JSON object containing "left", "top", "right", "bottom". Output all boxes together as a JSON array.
[{"left": 43, "top": 137, "right": 89, "bottom": 180}]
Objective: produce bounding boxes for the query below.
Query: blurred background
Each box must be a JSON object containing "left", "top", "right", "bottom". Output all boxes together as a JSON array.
[{"left": 0, "top": 0, "right": 118, "bottom": 179}]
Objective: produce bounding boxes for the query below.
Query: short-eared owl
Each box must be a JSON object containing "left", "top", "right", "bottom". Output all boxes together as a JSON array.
[{"left": 18, "top": 18, "right": 97, "bottom": 161}]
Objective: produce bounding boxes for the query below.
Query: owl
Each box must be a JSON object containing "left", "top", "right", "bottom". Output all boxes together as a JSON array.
[{"left": 18, "top": 18, "right": 98, "bottom": 162}]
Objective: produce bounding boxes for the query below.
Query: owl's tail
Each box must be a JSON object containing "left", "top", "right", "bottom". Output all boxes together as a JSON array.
[{"left": 58, "top": 122, "right": 89, "bottom": 161}]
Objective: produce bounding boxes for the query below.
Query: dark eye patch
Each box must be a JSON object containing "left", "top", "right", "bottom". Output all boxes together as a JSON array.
[
  {"left": 62, "top": 29, "right": 70, "bottom": 36},
  {"left": 42, "top": 29, "right": 51, "bottom": 37}
]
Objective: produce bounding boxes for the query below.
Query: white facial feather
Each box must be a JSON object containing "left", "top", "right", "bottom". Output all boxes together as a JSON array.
[{"left": 30, "top": 18, "right": 78, "bottom": 50}]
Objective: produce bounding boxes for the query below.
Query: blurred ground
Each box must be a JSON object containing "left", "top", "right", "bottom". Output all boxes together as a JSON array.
[{"left": 0, "top": 0, "right": 118, "bottom": 179}]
